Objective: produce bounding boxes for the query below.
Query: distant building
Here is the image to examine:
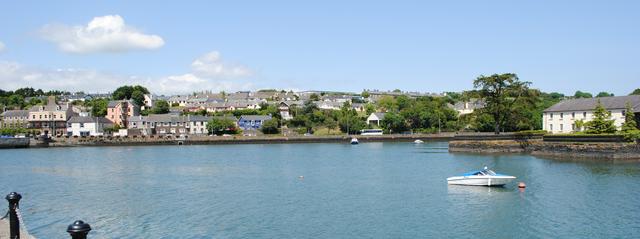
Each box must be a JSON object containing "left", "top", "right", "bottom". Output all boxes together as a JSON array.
[
  {"left": 238, "top": 115, "right": 272, "bottom": 130},
  {"left": 367, "top": 112, "right": 386, "bottom": 126},
  {"left": 0, "top": 110, "right": 30, "bottom": 129},
  {"left": 543, "top": 95, "right": 640, "bottom": 134},
  {"left": 66, "top": 116, "right": 113, "bottom": 136},
  {"left": 28, "top": 96, "right": 76, "bottom": 136},
  {"left": 106, "top": 100, "right": 139, "bottom": 127},
  {"left": 452, "top": 100, "right": 484, "bottom": 115},
  {"left": 278, "top": 102, "right": 293, "bottom": 120}
]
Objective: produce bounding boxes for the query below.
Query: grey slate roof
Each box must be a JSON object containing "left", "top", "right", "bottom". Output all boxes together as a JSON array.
[
  {"left": 1, "top": 110, "right": 29, "bottom": 117},
  {"left": 239, "top": 115, "right": 272, "bottom": 121},
  {"left": 68, "top": 116, "right": 112, "bottom": 124},
  {"left": 371, "top": 112, "right": 386, "bottom": 120},
  {"left": 544, "top": 95, "right": 640, "bottom": 112}
]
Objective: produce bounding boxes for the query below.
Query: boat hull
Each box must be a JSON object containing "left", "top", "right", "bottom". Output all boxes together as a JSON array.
[{"left": 446, "top": 176, "right": 516, "bottom": 186}]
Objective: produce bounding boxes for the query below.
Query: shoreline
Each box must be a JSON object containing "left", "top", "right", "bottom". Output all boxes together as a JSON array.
[{"left": 22, "top": 133, "right": 455, "bottom": 148}]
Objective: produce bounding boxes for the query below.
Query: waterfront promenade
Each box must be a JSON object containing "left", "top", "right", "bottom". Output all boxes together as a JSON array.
[{"left": 0, "top": 219, "right": 35, "bottom": 239}]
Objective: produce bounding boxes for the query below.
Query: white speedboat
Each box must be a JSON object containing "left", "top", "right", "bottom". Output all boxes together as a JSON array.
[
  {"left": 350, "top": 138, "right": 359, "bottom": 145},
  {"left": 414, "top": 139, "right": 424, "bottom": 144},
  {"left": 447, "top": 167, "right": 516, "bottom": 186}
]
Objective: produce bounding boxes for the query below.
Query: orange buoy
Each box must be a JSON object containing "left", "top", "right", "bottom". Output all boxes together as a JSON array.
[{"left": 518, "top": 182, "right": 526, "bottom": 188}]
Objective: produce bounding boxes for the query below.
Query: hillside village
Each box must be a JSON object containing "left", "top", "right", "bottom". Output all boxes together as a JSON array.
[{"left": 1, "top": 82, "right": 639, "bottom": 138}]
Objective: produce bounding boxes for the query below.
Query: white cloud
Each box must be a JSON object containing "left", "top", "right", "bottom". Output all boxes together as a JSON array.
[
  {"left": 0, "top": 41, "right": 5, "bottom": 52},
  {"left": 0, "top": 59, "right": 254, "bottom": 95},
  {"left": 157, "top": 73, "right": 252, "bottom": 94},
  {"left": 191, "top": 51, "right": 252, "bottom": 78},
  {"left": 39, "top": 15, "right": 164, "bottom": 54},
  {"left": 0, "top": 61, "right": 145, "bottom": 92}
]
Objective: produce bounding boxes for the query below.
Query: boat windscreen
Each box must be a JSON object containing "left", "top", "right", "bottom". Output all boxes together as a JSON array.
[{"left": 483, "top": 170, "right": 497, "bottom": 176}]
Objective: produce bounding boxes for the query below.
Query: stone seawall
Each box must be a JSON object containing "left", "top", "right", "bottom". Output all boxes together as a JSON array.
[
  {"left": 0, "top": 138, "right": 30, "bottom": 148},
  {"left": 448, "top": 139, "right": 541, "bottom": 153},
  {"left": 449, "top": 135, "right": 640, "bottom": 160},
  {"left": 532, "top": 142, "right": 640, "bottom": 160}
]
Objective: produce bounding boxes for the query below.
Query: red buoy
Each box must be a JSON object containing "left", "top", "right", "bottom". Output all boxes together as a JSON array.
[{"left": 518, "top": 182, "right": 526, "bottom": 188}]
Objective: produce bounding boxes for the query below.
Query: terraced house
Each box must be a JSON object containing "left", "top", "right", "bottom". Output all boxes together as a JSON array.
[
  {"left": 543, "top": 95, "right": 640, "bottom": 134},
  {"left": 0, "top": 110, "right": 30, "bottom": 129}
]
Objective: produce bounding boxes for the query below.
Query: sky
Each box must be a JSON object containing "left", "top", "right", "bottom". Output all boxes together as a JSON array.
[{"left": 0, "top": 0, "right": 638, "bottom": 95}]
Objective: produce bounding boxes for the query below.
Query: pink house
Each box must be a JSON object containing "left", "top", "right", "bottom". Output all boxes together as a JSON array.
[{"left": 106, "top": 100, "right": 140, "bottom": 127}]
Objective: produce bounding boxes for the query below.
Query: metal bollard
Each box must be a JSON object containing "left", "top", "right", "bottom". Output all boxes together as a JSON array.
[
  {"left": 5, "top": 192, "right": 22, "bottom": 239},
  {"left": 67, "top": 220, "right": 91, "bottom": 239}
]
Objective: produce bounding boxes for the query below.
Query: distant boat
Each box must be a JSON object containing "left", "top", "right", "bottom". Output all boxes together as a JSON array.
[
  {"left": 350, "top": 138, "right": 359, "bottom": 145},
  {"left": 447, "top": 167, "right": 516, "bottom": 186},
  {"left": 414, "top": 139, "right": 424, "bottom": 144}
]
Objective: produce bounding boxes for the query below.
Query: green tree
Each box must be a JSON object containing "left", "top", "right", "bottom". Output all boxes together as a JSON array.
[
  {"left": 596, "top": 92, "right": 614, "bottom": 98},
  {"left": 574, "top": 91, "right": 593, "bottom": 98},
  {"left": 90, "top": 98, "right": 109, "bottom": 117},
  {"left": 473, "top": 73, "right": 532, "bottom": 134},
  {"left": 338, "top": 102, "right": 365, "bottom": 134},
  {"left": 152, "top": 100, "right": 170, "bottom": 114},
  {"left": 112, "top": 85, "right": 149, "bottom": 101},
  {"left": 621, "top": 102, "right": 638, "bottom": 132},
  {"left": 630, "top": 88, "right": 640, "bottom": 95},
  {"left": 207, "top": 117, "right": 237, "bottom": 135},
  {"left": 361, "top": 91, "right": 370, "bottom": 98},
  {"left": 324, "top": 117, "right": 338, "bottom": 133},
  {"left": 381, "top": 112, "right": 408, "bottom": 133},
  {"left": 377, "top": 95, "right": 397, "bottom": 112},
  {"left": 309, "top": 93, "right": 320, "bottom": 101},
  {"left": 584, "top": 100, "right": 616, "bottom": 134},
  {"left": 131, "top": 90, "right": 146, "bottom": 107},
  {"left": 261, "top": 118, "right": 280, "bottom": 134}
]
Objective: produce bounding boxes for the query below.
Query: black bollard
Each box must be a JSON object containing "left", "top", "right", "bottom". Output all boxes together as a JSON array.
[
  {"left": 5, "top": 192, "right": 22, "bottom": 239},
  {"left": 67, "top": 220, "right": 91, "bottom": 239}
]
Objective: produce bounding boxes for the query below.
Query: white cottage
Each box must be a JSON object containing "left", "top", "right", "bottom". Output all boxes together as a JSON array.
[{"left": 67, "top": 116, "right": 113, "bottom": 136}]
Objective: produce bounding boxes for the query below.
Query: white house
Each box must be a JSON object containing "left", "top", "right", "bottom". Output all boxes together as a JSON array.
[
  {"left": 66, "top": 116, "right": 113, "bottom": 136},
  {"left": 543, "top": 95, "right": 640, "bottom": 134},
  {"left": 367, "top": 112, "right": 386, "bottom": 126},
  {"left": 452, "top": 99, "right": 484, "bottom": 115}
]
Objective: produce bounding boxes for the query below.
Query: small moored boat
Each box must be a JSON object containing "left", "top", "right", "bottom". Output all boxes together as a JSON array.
[
  {"left": 414, "top": 139, "right": 424, "bottom": 144},
  {"left": 350, "top": 138, "right": 359, "bottom": 145},
  {"left": 447, "top": 167, "right": 516, "bottom": 186}
]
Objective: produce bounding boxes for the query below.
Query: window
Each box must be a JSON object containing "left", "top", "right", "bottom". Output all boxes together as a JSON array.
[
  {"left": 560, "top": 124, "right": 563, "bottom": 131},
  {"left": 583, "top": 112, "right": 587, "bottom": 118},
  {"left": 622, "top": 110, "right": 626, "bottom": 116},
  {"left": 550, "top": 124, "right": 553, "bottom": 131},
  {"left": 560, "top": 113, "right": 563, "bottom": 119},
  {"left": 550, "top": 113, "right": 553, "bottom": 119},
  {"left": 572, "top": 124, "right": 576, "bottom": 131},
  {"left": 571, "top": 112, "right": 575, "bottom": 118},
  {"left": 80, "top": 123, "right": 84, "bottom": 128}
]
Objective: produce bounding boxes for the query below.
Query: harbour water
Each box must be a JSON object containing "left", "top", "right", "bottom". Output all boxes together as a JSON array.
[{"left": 1, "top": 142, "right": 639, "bottom": 238}]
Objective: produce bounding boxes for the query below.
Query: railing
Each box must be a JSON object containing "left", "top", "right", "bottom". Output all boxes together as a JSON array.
[{"left": 3, "top": 192, "right": 92, "bottom": 239}]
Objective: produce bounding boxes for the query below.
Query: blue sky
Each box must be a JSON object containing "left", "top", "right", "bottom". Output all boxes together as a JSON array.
[{"left": 0, "top": 0, "right": 638, "bottom": 95}]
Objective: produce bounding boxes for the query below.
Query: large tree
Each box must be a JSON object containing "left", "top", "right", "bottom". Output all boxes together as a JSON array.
[
  {"left": 472, "top": 73, "right": 532, "bottom": 134},
  {"left": 206, "top": 117, "right": 237, "bottom": 135},
  {"left": 630, "top": 88, "right": 640, "bottom": 95},
  {"left": 112, "top": 85, "right": 150, "bottom": 103}
]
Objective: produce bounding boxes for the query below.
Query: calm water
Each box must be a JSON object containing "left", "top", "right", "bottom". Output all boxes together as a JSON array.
[{"left": 1, "top": 142, "right": 639, "bottom": 238}]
